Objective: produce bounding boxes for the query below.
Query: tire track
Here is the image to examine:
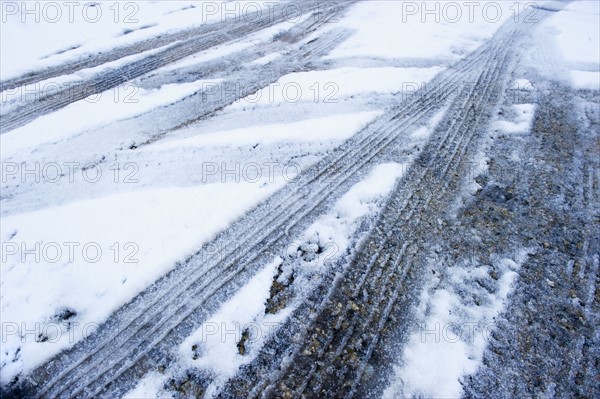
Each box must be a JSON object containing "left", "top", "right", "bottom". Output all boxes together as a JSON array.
[
  {"left": 217, "top": 20, "right": 530, "bottom": 399},
  {"left": 461, "top": 77, "right": 599, "bottom": 398},
  {"left": 0, "top": 1, "right": 342, "bottom": 134},
  {"left": 12, "top": 12, "right": 516, "bottom": 399},
  {"left": 0, "top": 0, "right": 329, "bottom": 92}
]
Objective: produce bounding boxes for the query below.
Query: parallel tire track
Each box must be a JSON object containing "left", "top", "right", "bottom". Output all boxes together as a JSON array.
[
  {"left": 0, "top": 0, "right": 342, "bottom": 92},
  {"left": 10, "top": 11, "right": 541, "bottom": 399},
  {"left": 0, "top": 2, "right": 340, "bottom": 134},
  {"left": 217, "top": 19, "right": 533, "bottom": 399},
  {"left": 14, "top": 18, "right": 500, "bottom": 399}
]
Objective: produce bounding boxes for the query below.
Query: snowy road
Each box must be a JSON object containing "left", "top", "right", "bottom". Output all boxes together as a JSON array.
[{"left": 1, "top": 1, "right": 599, "bottom": 398}]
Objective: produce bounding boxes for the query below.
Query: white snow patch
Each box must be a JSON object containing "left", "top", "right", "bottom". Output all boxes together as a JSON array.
[
  {"left": 541, "top": 1, "right": 600, "bottom": 67},
  {"left": 251, "top": 52, "right": 283, "bottom": 66},
  {"left": 230, "top": 66, "right": 444, "bottom": 108},
  {"left": 300, "top": 162, "right": 406, "bottom": 264},
  {"left": 1, "top": 79, "right": 216, "bottom": 158},
  {"left": 146, "top": 41, "right": 253, "bottom": 72},
  {"left": 327, "top": 1, "right": 516, "bottom": 61},
  {"left": 0, "top": 180, "right": 282, "bottom": 384},
  {"left": 570, "top": 70, "right": 600, "bottom": 90},
  {"left": 383, "top": 251, "right": 529, "bottom": 399},
  {"left": 0, "top": 42, "right": 179, "bottom": 115},
  {"left": 145, "top": 111, "right": 381, "bottom": 151},
  {"left": 538, "top": 1, "right": 600, "bottom": 88},
  {"left": 509, "top": 78, "right": 535, "bottom": 92},
  {"left": 179, "top": 258, "right": 290, "bottom": 398},
  {"left": 494, "top": 104, "right": 536, "bottom": 134},
  {"left": 0, "top": 1, "right": 285, "bottom": 80},
  {"left": 122, "top": 371, "right": 173, "bottom": 399}
]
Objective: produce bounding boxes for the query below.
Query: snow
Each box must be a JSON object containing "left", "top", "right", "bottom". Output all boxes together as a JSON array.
[
  {"left": 326, "top": 1, "right": 518, "bottom": 62},
  {"left": 300, "top": 162, "right": 406, "bottom": 264},
  {"left": 383, "top": 251, "right": 529, "bottom": 399},
  {"left": 538, "top": 1, "right": 600, "bottom": 89},
  {"left": 1, "top": 42, "right": 181, "bottom": 114},
  {"left": 144, "top": 111, "right": 381, "bottom": 150},
  {"left": 161, "top": 13, "right": 313, "bottom": 72},
  {"left": 494, "top": 103, "right": 536, "bottom": 134},
  {"left": 251, "top": 52, "right": 283, "bottom": 66},
  {"left": 178, "top": 258, "right": 290, "bottom": 398},
  {"left": 570, "top": 70, "right": 600, "bottom": 90},
  {"left": 162, "top": 41, "right": 255, "bottom": 71},
  {"left": 3, "top": 0, "right": 594, "bottom": 393},
  {"left": 0, "top": 180, "right": 282, "bottom": 384},
  {"left": 1, "top": 79, "right": 216, "bottom": 159},
  {"left": 541, "top": 1, "right": 600, "bottom": 67},
  {"left": 1, "top": 1, "right": 295, "bottom": 80},
  {"left": 170, "top": 162, "right": 406, "bottom": 398},
  {"left": 231, "top": 66, "right": 445, "bottom": 108},
  {"left": 510, "top": 78, "right": 534, "bottom": 92},
  {"left": 122, "top": 371, "right": 173, "bottom": 399},
  {"left": 0, "top": 1, "right": 214, "bottom": 80}
]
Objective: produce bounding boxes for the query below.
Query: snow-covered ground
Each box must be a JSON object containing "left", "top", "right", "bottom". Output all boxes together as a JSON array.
[
  {"left": 533, "top": 1, "right": 600, "bottom": 89},
  {"left": 1, "top": 1, "right": 599, "bottom": 397},
  {"left": 0, "top": 1, "right": 284, "bottom": 80}
]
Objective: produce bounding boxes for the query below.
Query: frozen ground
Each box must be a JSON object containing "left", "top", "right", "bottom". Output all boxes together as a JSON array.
[{"left": 1, "top": 1, "right": 598, "bottom": 398}]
